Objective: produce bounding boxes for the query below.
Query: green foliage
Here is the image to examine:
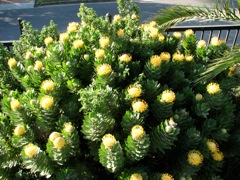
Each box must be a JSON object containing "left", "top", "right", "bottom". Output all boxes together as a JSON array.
[{"left": 0, "top": 0, "right": 239, "bottom": 179}]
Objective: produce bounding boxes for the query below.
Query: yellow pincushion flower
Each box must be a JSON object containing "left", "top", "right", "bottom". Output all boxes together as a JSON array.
[
  {"left": 131, "top": 125, "right": 145, "bottom": 139},
  {"left": 229, "top": 66, "right": 236, "bottom": 72},
  {"left": 24, "top": 143, "right": 39, "bottom": 157},
  {"left": 102, "top": 134, "right": 116, "bottom": 148},
  {"left": 127, "top": 84, "right": 142, "bottom": 98},
  {"left": 44, "top": 37, "right": 53, "bottom": 46},
  {"left": 173, "top": 32, "right": 181, "bottom": 39},
  {"left": 40, "top": 95, "right": 54, "bottom": 109},
  {"left": 161, "top": 173, "right": 174, "bottom": 180},
  {"left": 64, "top": 122, "right": 74, "bottom": 133},
  {"left": 119, "top": 53, "right": 132, "bottom": 63},
  {"left": 53, "top": 137, "right": 66, "bottom": 149},
  {"left": 10, "top": 99, "right": 21, "bottom": 111},
  {"left": 161, "top": 90, "right": 176, "bottom": 103},
  {"left": 95, "top": 49, "right": 105, "bottom": 59},
  {"left": 49, "top": 132, "right": 61, "bottom": 142},
  {"left": 184, "top": 29, "right": 194, "bottom": 37},
  {"left": 14, "top": 125, "right": 26, "bottom": 136},
  {"left": 117, "top": 29, "right": 124, "bottom": 38},
  {"left": 131, "top": 13, "right": 137, "bottom": 20},
  {"left": 206, "top": 82, "right": 220, "bottom": 94},
  {"left": 160, "top": 52, "right": 171, "bottom": 62},
  {"left": 34, "top": 60, "right": 43, "bottom": 71},
  {"left": 210, "top": 37, "right": 221, "bottom": 46},
  {"left": 188, "top": 150, "right": 204, "bottom": 166},
  {"left": 207, "top": 139, "right": 219, "bottom": 153},
  {"left": 68, "top": 22, "right": 79, "bottom": 28},
  {"left": 212, "top": 151, "right": 224, "bottom": 161},
  {"left": 197, "top": 40, "right": 206, "bottom": 48},
  {"left": 25, "top": 51, "right": 33, "bottom": 59},
  {"left": 185, "top": 55, "right": 194, "bottom": 62},
  {"left": 150, "top": 55, "right": 162, "bottom": 67},
  {"left": 41, "top": 80, "right": 55, "bottom": 91},
  {"left": 150, "top": 27, "right": 158, "bottom": 39},
  {"left": 149, "top": 21, "right": 157, "bottom": 27},
  {"left": 97, "top": 63, "right": 112, "bottom": 76},
  {"left": 8, "top": 58, "right": 17, "bottom": 68},
  {"left": 130, "top": 173, "right": 143, "bottom": 180},
  {"left": 158, "top": 33, "right": 165, "bottom": 42},
  {"left": 132, "top": 99, "right": 148, "bottom": 113},
  {"left": 73, "top": 40, "right": 84, "bottom": 49},
  {"left": 99, "top": 36, "right": 110, "bottom": 48},
  {"left": 59, "top": 33, "right": 69, "bottom": 42},
  {"left": 67, "top": 22, "right": 78, "bottom": 33},
  {"left": 172, "top": 51, "right": 184, "bottom": 61},
  {"left": 113, "top": 14, "right": 121, "bottom": 22}
]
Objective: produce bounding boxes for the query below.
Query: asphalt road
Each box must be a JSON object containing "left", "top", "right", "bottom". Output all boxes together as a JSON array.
[{"left": 0, "top": 0, "right": 239, "bottom": 41}]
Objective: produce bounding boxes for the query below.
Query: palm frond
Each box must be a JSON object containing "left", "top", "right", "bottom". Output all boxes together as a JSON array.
[
  {"left": 152, "top": 0, "right": 240, "bottom": 31},
  {"left": 193, "top": 49, "right": 240, "bottom": 84}
]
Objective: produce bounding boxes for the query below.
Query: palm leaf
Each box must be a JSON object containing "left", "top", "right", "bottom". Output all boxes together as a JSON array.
[
  {"left": 194, "top": 49, "right": 240, "bottom": 84},
  {"left": 152, "top": 0, "right": 240, "bottom": 31}
]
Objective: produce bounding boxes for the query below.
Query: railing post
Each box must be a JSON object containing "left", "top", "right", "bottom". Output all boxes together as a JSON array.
[{"left": 18, "top": 18, "right": 23, "bottom": 35}]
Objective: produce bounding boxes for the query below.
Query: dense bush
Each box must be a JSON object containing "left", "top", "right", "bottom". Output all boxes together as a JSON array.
[{"left": 0, "top": 0, "right": 239, "bottom": 179}]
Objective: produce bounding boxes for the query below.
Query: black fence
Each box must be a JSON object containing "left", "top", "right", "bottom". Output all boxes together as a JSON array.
[{"left": 1, "top": 18, "right": 240, "bottom": 51}]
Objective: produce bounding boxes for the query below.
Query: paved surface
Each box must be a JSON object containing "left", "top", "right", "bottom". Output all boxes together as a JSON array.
[{"left": 0, "top": 0, "right": 238, "bottom": 41}]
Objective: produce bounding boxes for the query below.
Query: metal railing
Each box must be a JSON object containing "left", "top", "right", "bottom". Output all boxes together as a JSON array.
[
  {"left": 166, "top": 24, "right": 240, "bottom": 49},
  {"left": 1, "top": 18, "right": 240, "bottom": 50}
]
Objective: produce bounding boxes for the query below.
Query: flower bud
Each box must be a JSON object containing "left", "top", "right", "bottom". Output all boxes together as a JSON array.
[
  {"left": 40, "top": 95, "right": 54, "bottom": 109},
  {"left": 131, "top": 125, "right": 145, "bottom": 139},
  {"left": 84, "top": 54, "right": 90, "bottom": 60},
  {"left": 161, "top": 90, "right": 176, "bottom": 103},
  {"left": 119, "top": 53, "right": 132, "bottom": 63},
  {"left": 41, "top": 80, "right": 55, "bottom": 91},
  {"left": 158, "top": 33, "right": 165, "bottom": 42},
  {"left": 132, "top": 99, "right": 148, "bottom": 113},
  {"left": 99, "top": 36, "right": 110, "bottom": 48},
  {"left": 24, "top": 143, "right": 39, "bottom": 157},
  {"left": 95, "top": 49, "right": 105, "bottom": 59},
  {"left": 102, "top": 134, "right": 116, "bottom": 148},
  {"left": 34, "top": 60, "right": 43, "bottom": 71},
  {"left": 10, "top": 99, "right": 21, "bottom": 111},
  {"left": 53, "top": 137, "right": 66, "bottom": 149},
  {"left": 127, "top": 84, "right": 142, "bottom": 98},
  {"left": 185, "top": 55, "right": 194, "bottom": 62},
  {"left": 130, "top": 173, "right": 143, "bottom": 180},
  {"left": 64, "top": 122, "right": 74, "bottom": 133},
  {"left": 97, "top": 63, "right": 112, "bottom": 76},
  {"left": 73, "top": 40, "right": 84, "bottom": 48},
  {"left": 25, "top": 51, "right": 33, "bottom": 59},
  {"left": 195, "top": 93, "right": 203, "bottom": 101},
  {"left": 14, "top": 125, "right": 26, "bottom": 136},
  {"left": 207, "top": 139, "right": 219, "bottom": 153},
  {"left": 212, "top": 151, "right": 224, "bottom": 161},
  {"left": 44, "top": 37, "right": 53, "bottom": 46},
  {"left": 8, "top": 58, "right": 17, "bottom": 68},
  {"left": 131, "top": 13, "right": 137, "bottom": 20},
  {"left": 49, "top": 132, "right": 61, "bottom": 142}
]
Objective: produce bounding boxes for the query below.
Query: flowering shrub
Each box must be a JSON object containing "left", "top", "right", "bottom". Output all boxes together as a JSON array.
[{"left": 0, "top": 0, "right": 239, "bottom": 179}]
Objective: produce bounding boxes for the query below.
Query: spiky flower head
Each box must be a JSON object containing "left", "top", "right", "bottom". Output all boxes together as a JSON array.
[
  {"left": 96, "top": 63, "right": 112, "bottom": 76},
  {"left": 117, "top": 29, "right": 124, "bottom": 38},
  {"left": 59, "top": 33, "right": 69, "bottom": 42},
  {"left": 132, "top": 99, "right": 148, "bottom": 113},
  {"left": 131, "top": 13, "right": 137, "bottom": 20},
  {"left": 34, "top": 60, "right": 43, "bottom": 71},
  {"left": 172, "top": 51, "right": 184, "bottom": 61},
  {"left": 150, "top": 55, "right": 162, "bottom": 67},
  {"left": 25, "top": 51, "right": 33, "bottom": 59},
  {"left": 185, "top": 55, "right": 194, "bottom": 62},
  {"left": 173, "top": 32, "right": 181, "bottom": 39},
  {"left": 130, "top": 173, "right": 143, "bottom": 180},
  {"left": 40, "top": 95, "right": 54, "bottom": 109},
  {"left": 113, "top": 14, "right": 121, "bottom": 22},
  {"left": 8, "top": 58, "right": 17, "bottom": 68},
  {"left": 67, "top": 22, "right": 79, "bottom": 33},
  {"left": 41, "top": 80, "right": 55, "bottom": 91},
  {"left": 102, "top": 134, "right": 116, "bottom": 148},
  {"left": 44, "top": 37, "right": 53, "bottom": 46},
  {"left": 161, "top": 90, "right": 176, "bottom": 103},
  {"left": 210, "top": 37, "right": 221, "bottom": 46},
  {"left": 49, "top": 132, "right": 61, "bottom": 142},
  {"left": 24, "top": 143, "right": 39, "bottom": 157},
  {"left": 127, "top": 84, "right": 142, "bottom": 98},
  {"left": 119, "top": 53, "right": 132, "bottom": 63},
  {"left": 149, "top": 27, "right": 158, "bottom": 39},
  {"left": 187, "top": 150, "right": 204, "bottom": 166},
  {"left": 10, "top": 99, "right": 21, "bottom": 111},
  {"left": 206, "top": 82, "right": 220, "bottom": 94},
  {"left": 14, "top": 125, "right": 26, "bottom": 136},
  {"left": 195, "top": 93, "right": 203, "bottom": 101},
  {"left": 184, "top": 29, "right": 194, "bottom": 37},
  {"left": 131, "top": 125, "right": 145, "bottom": 139},
  {"left": 160, "top": 52, "right": 171, "bottom": 62},
  {"left": 95, "top": 49, "right": 105, "bottom": 59},
  {"left": 197, "top": 40, "right": 206, "bottom": 48},
  {"left": 212, "top": 151, "right": 224, "bottom": 161},
  {"left": 64, "top": 122, "right": 74, "bottom": 133},
  {"left": 99, "top": 36, "right": 110, "bottom": 48},
  {"left": 158, "top": 33, "right": 165, "bottom": 42},
  {"left": 161, "top": 173, "right": 174, "bottom": 180},
  {"left": 53, "top": 137, "right": 66, "bottom": 149},
  {"left": 207, "top": 139, "right": 219, "bottom": 153},
  {"left": 73, "top": 40, "right": 84, "bottom": 49}
]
